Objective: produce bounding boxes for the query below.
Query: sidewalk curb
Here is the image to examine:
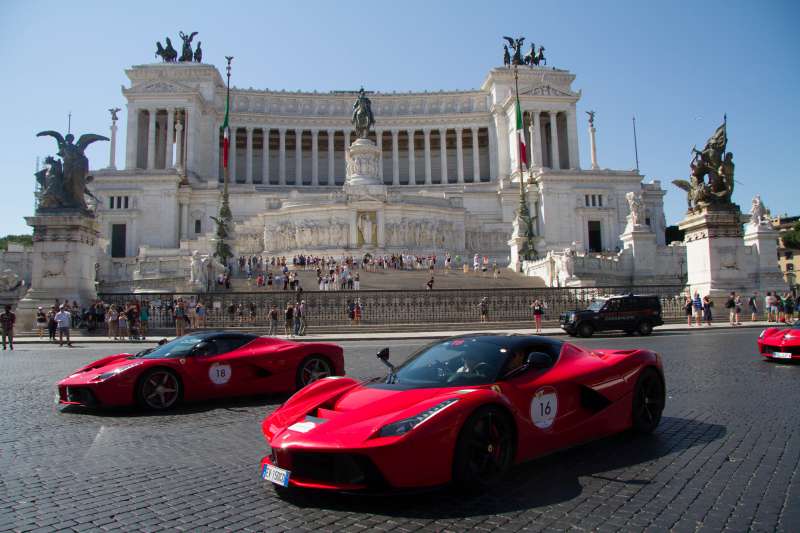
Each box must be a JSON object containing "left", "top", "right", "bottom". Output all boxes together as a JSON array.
[{"left": 9, "top": 321, "right": 773, "bottom": 345}]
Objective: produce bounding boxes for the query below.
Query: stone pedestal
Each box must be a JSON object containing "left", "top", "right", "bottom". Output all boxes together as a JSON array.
[
  {"left": 16, "top": 213, "right": 100, "bottom": 330},
  {"left": 343, "top": 138, "right": 387, "bottom": 198},
  {"left": 678, "top": 205, "right": 749, "bottom": 299},
  {"left": 744, "top": 222, "right": 786, "bottom": 290},
  {"left": 620, "top": 224, "right": 657, "bottom": 283}
]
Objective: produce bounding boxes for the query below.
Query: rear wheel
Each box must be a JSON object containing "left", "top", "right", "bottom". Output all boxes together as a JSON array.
[
  {"left": 452, "top": 406, "right": 514, "bottom": 490},
  {"left": 631, "top": 368, "right": 665, "bottom": 433},
  {"left": 637, "top": 321, "right": 653, "bottom": 336},
  {"left": 577, "top": 322, "right": 594, "bottom": 338},
  {"left": 136, "top": 368, "right": 181, "bottom": 411},
  {"left": 295, "top": 355, "right": 333, "bottom": 389}
]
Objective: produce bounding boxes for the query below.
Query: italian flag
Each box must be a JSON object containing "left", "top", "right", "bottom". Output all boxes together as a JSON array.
[
  {"left": 515, "top": 96, "right": 528, "bottom": 170},
  {"left": 222, "top": 90, "right": 231, "bottom": 169}
]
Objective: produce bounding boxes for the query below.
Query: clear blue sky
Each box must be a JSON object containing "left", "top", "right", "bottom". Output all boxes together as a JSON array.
[{"left": 1, "top": 0, "right": 798, "bottom": 235}]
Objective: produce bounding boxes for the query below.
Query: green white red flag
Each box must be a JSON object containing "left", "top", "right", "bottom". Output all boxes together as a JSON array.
[
  {"left": 515, "top": 95, "right": 527, "bottom": 170},
  {"left": 222, "top": 88, "right": 231, "bottom": 169}
]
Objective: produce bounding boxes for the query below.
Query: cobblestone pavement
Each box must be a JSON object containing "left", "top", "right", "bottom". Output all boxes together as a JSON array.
[{"left": 1, "top": 329, "right": 798, "bottom": 532}]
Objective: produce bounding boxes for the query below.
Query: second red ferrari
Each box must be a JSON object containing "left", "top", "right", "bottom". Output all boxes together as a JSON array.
[
  {"left": 58, "top": 331, "right": 344, "bottom": 410},
  {"left": 758, "top": 322, "right": 800, "bottom": 361}
]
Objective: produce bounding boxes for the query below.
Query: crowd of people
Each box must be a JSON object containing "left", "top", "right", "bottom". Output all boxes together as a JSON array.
[{"left": 683, "top": 290, "right": 798, "bottom": 327}]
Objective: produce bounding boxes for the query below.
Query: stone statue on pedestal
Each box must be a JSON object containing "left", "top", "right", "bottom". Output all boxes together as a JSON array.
[
  {"left": 35, "top": 130, "right": 109, "bottom": 212},
  {"left": 749, "top": 195, "right": 770, "bottom": 226},
  {"left": 178, "top": 31, "right": 198, "bottom": 62},
  {"left": 625, "top": 191, "right": 646, "bottom": 229},
  {"left": 503, "top": 36, "right": 525, "bottom": 65},
  {"left": 351, "top": 88, "right": 374, "bottom": 139}
]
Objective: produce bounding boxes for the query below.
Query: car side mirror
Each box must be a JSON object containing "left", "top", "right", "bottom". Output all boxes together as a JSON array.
[
  {"left": 192, "top": 341, "right": 211, "bottom": 356},
  {"left": 377, "top": 348, "right": 390, "bottom": 361},
  {"left": 526, "top": 351, "right": 552, "bottom": 370}
]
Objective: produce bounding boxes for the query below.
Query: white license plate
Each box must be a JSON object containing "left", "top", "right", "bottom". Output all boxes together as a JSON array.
[
  {"left": 262, "top": 464, "right": 290, "bottom": 487},
  {"left": 772, "top": 352, "right": 793, "bottom": 359}
]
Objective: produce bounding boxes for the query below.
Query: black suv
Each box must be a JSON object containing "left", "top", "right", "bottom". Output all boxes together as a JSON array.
[{"left": 560, "top": 294, "right": 663, "bottom": 337}]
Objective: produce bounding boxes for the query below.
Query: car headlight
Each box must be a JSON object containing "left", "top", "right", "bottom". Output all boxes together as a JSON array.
[
  {"left": 377, "top": 399, "right": 458, "bottom": 437},
  {"left": 93, "top": 364, "right": 138, "bottom": 382}
]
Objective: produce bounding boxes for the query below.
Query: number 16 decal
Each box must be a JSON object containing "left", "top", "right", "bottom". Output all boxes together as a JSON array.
[{"left": 530, "top": 386, "right": 558, "bottom": 429}]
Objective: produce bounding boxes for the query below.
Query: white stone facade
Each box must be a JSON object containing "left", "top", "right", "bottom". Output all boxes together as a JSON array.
[{"left": 87, "top": 61, "right": 666, "bottom": 286}]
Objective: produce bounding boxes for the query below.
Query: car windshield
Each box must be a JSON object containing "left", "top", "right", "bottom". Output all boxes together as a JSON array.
[
  {"left": 390, "top": 337, "right": 511, "bottom": 387},
  {"left": 133, "top": 335, "right": 202, "bottom": 359},
  {"left": 587, "top": 298, "right": 607, "bottom": 312}
]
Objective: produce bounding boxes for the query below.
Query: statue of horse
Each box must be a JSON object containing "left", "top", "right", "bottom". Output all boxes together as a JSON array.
[
  {"left": 351, "top": 88, "right": 374, "bottom": 139},
  {"left": 155, "top": 38, "right": 177, "bottom": 62}
]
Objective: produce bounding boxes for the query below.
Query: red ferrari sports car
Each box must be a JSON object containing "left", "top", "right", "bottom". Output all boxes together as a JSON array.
[
  {"left": 259, "top": 334, "right": 665, "bottom": 493},
  {"left": 57, "top": 331, "right": 344, "bottom": 410},
  {"left": 758, "top": 322, "right": 800, "bottom": 361}
]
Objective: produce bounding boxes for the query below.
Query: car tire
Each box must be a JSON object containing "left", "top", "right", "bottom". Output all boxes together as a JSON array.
[
  {"left": 295, "top": 355, "right": 333, "bottom": 389},
  {"left": 577, "top": 322, "right": 594, "bottom": 338},
  {"left": 136, "top": 368, "right": 182, "bottom": 411},
  {"left": 637, "top": 321, "right": 653, "bottom": 336},
  {"left": 631, "top": 368, "right": 665, "bottom": 434},
  {"left": 452, "top": 406, "right": 514, "bottom": 490}
]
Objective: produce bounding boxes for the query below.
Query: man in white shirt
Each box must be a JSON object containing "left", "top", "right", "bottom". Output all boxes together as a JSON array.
[{"left": 55, "top": 305, "right": 72, "bottom": 347}]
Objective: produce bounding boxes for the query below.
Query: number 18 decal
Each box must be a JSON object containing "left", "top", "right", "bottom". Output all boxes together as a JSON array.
[
  {"left": 209, "top": 363, "right": 232, "bottom": 385},
  {"left": 530, "top": 386, "right": 558, "bottom": 429}
]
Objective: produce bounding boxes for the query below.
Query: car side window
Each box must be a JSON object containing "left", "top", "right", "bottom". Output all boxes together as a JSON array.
[
  {"left": 604, "top": 299, "right": 621, "bottom": 312},
  {"left": 619, "top": 298, "right": 636, "bottom": 312},
  {"left": 193, "top": 340, "right": 218, "bottom": 357},
  {"left": 212, "top": 336, "right": 253, "bottom": 354}
]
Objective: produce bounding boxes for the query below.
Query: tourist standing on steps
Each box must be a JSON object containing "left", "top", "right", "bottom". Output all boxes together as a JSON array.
[
  {"left": 36, "top": 306, "right": 47, "bottom": 338},
  {"left": 725, "top": 292, "right": 736, "bottom": 326},
  {"left": 478, "top": 297, "right": 489, "bottom": 323},
  {"left": 684, "top": 295, "right": 693, "bottom": 326},
  {"left": 0, "top": 304, "right": 15, "bottom": 350},
  {"left": 531, "top": 299, "right": 545, "bottom": 333},
  {"left": 268, "top": 304, "right": 279, "bottom": 336},
  {"left": 107, "top": 305, "right": 119, "bottom": 340},
  {"left": 692, "top": 292, "right": 703, "bottom": 327},
  {"left": 55, "top": 305, "right": 72, "bottom": 347},
  {"left": 748, "top": 292, "right": 759, "bottom": 322},
  {"left": 702, "top": 295, "right": 714, "bottom": 327},
  {"left": 734, "top": 294, "right": 742, "bottom": 325},
  {"left": 47, "top": 306, "right": 57, "bottom": 341},
  {"left": 284, "top": 303, "right": 295, "bottom": 337},
  {"left": 174, "top": 300, "right": 187, "bottom": 337},
  {"left": 296, "top": 300, "right": 307, "bottom": 336}
]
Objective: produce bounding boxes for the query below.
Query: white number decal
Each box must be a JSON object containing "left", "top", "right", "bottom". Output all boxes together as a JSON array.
[
  {"left": 209, "top": 363, "right": 232, "bottom": 385},
  {"left": 530, "top": 386, "right": 558, "bottom": 429}
]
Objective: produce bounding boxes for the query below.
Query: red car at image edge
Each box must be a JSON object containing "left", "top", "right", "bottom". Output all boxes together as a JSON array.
[
  {"left": 758, "top": 322, "right": 800, "bottom": 361},
  {"left": 57, "top": 332, "right": 344, "bottom": 410},
  {"left": 260, "top": 334, "right": 665, "bottom": 494}
]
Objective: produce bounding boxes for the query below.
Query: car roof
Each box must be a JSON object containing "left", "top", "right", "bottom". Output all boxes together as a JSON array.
[
  {"left": 183, "top": 331, "right": 259, "bottom": 341},
  {"left": 446, "top": 333, "right": 563, "bottom": 351}
]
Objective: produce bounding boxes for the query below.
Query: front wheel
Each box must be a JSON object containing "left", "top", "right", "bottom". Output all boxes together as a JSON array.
[
  {"left": 637, "top": 321, "right": 653, "bottom": 336},
  {"left": 577, "top": 322, "right": 594, "bottom": 338},
  {"left": 136, "top": 368, "right": 182, "bottom": 411},
  {"left": 295, "top": 355, "right": 333, "bottom": 389},
  {"left": 631, "top": 368, "right": 665, "bottom": 433},
  {"left": 452, "top": 406, "right": 514, "bottom": 490}
]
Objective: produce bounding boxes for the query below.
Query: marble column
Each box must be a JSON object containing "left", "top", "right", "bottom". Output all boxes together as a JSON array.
[
  {"left": 294, "top": 129, "right": 303, "bottom": 185},
  {"left": 439, "top": 128, "right": 448, "bottom": 184},
  {"left": 229, "top": 126, "right": 238, "bottom": 182},
  {"left": 278, "top": 128, "right": 286, "bottom": 185},
  {"left": 423, "top": 129, "right": 432, "bottom": 185},
  {"left": 549, "top": 111, "right": 560, "bottom": 170},
  {"left": 175, "top": 119, "right": 184, "bottom": 172},
  {"left": 245, "top": 126, "right": 254, "bottom": 183},
  {"left": 212, "top": 121, "right": 220, "bottom": 181},
  {"left": 344, "top": 131, "right": 351, "bottom": 153},
  {"left": 530, "top": 111, "right": 542, "bottom": 169},
  {"left": 407, "top": 129, "right": 416, "bottom": 185},
  {"left": 107, "top": 118, "right": 118, "bottom": 170},
  {"left": 180, "top": 201, "right": 189, "bottom": 240},
  {"left": 125, "top": 106, "right": 139, "bottom": 170},
  {"left": 185, "top": 108, "right": 196, "bottom": 176},
  {"left": 327, "top": 130, "right": 335, "bottom": 185},
  {"left": 391, "top": 130, "right": 400, "bottom": 185},
  {"left": 471, "top": 127, "right": 480, "bottom": 182},
  {"left": 146, "top": 108, "right": 157, "bottom": 170},
  {"left": 375, "top": 129, "right": 383, "bottom": 180},
  {"left": 589, "top": 122, "right": 599, "bottom": 170},
  {"left": 566, "top": 108, "right": 580, "bottom": 170},
  {"left": 261, "top": 127, "right": 270, "bottom": 184},
  {"left": 165, "top": 108, "right": 175, "bottom": 168},
  {"left": 455, "top": 127, "right": 464, "bottom": 184},
  {"left": 311, "top": 129, "right": 319, "bottom": 186}
]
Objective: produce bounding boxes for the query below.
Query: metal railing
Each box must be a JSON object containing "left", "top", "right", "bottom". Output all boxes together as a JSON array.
[{"left": 98, "top": 285, "right": 687, "bottom": 330}]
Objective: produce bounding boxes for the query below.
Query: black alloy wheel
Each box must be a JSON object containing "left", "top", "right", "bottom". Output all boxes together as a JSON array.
[
  {"left": 637, "top": 321, "right": 653, "bottom": 336},
  {"left": 578, "top": 322, "right": 594, "bottom": 338},
  {"left": 453, "top": 406, "right": 514, "bottom": 489},
  {"left": 137, "top": 368, "right": 181, "bottom": 410},
  {"left": 296, "top": 356, "right": 333, "bottom": 389},
  {"left": 631, "top": 368, "right": 665, "bottom": 433}
]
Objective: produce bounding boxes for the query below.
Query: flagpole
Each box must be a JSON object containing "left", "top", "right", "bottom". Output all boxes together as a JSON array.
[
  {"left": 513, "top": 62, "right": 533, "bottom": 261},
  {"left": 220, "top": 56, "right": 233, "bottom": 222}
]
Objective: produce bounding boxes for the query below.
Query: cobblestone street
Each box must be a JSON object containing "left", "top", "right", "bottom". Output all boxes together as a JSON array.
[{"left": 1, "top": 328, "right": 798, "bottom": 532}]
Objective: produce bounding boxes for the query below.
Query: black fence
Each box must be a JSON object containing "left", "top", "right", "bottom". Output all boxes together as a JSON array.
[{"left": 98, "top": 285, "right": 686, "bottom": 330}]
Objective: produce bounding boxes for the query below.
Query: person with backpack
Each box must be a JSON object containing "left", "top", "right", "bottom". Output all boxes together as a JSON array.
[
  {"left": 748, "top": 292, "right": 759, "bottom": 322},
  {"left": 725, "top": 292, "right": 736, "bottom": 326},
  {"left": 284, "top": 303, "right": 295, "bottom": 337}
]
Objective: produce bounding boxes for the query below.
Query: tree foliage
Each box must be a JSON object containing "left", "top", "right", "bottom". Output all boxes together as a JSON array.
[
  {"left": 0, "top": 234, "right": 33, "bottom": 251},
  {"left": 781, "top": 221, "right": 800, "bottom": 250}
]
